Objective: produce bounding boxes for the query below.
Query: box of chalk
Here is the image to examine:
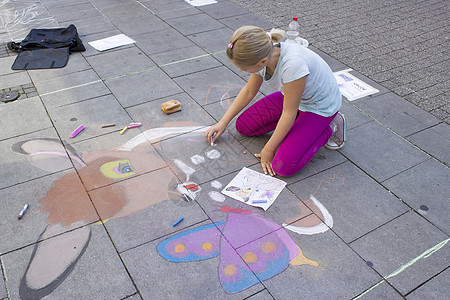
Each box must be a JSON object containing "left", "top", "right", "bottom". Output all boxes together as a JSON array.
[{"left": 161, "top": 100, "right": 181, "bottom": 114}]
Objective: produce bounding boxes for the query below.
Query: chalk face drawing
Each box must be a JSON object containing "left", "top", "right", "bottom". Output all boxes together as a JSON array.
[
  {"left": 11, "top": 126, "right": 213, "bottom": 299},
  {"left": 157, "top": 206, "right": 319, "bottom": 294}
]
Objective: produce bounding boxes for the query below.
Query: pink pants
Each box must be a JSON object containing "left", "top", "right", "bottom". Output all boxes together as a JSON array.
[{"left": 236, "top": 92, "right": 337, "bottom": 177}]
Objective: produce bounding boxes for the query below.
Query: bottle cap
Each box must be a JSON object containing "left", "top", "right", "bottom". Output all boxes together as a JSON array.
[{"left": 293, "top": 17, "right": 298, "bottom": 21}]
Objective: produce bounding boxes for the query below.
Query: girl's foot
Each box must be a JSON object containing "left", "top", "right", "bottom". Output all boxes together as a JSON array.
[{"left": 325, "top": 112, "right": 347, "bottom": 150}]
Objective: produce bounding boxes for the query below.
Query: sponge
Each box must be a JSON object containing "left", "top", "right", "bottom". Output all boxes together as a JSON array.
[{"left": 161, "top": 100, "right": 181, "bottom": 114}]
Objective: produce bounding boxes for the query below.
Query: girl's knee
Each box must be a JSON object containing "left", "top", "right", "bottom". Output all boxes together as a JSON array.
[
  {"left": 236, "top": 116, "right": 252, "bottom": 136},
  {"left": 272, "top": 157, "right": 308, "bottom": 177}
]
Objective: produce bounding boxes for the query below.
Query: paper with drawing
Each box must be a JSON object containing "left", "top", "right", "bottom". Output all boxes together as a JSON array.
[{"left": 221, "top": 167, "right": 286, "bottom": 210}]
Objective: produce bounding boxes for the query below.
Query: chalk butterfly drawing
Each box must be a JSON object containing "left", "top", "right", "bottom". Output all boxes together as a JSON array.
[{"left": 157, "top": 206, "right": 319, "bottom": 294}]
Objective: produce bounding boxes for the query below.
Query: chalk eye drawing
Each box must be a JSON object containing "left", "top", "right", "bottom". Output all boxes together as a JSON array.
[
  {"left": 100, "top": 159, "right": 135, "bottom": 178},
  {"left": 157, "top": 206, "right": 318, "bottom": 294}
]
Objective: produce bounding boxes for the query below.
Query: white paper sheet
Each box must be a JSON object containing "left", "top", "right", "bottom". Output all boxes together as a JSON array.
[
  {"left": 88, "top": 34, "right": 136, "bottom": 52},
  {"left": 334, "top": 69, "right": 379, "bottom": 101},
  {"left": 221, "top": 167, "right": 286, "bottom": 211},
  {"left": 185, "top": 0, "right": 217, "bottom": 7}
]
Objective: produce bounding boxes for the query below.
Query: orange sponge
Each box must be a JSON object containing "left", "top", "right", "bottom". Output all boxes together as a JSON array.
[{"left": 161, "top": 100, "right": 181, "bottom": 114}]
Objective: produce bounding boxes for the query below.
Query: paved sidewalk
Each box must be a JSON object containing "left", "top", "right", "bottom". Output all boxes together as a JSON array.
[
  {"left": 230, "top": 0, "right": 450, "bottom": 124},
  {"left": 0, "top": 0, "right": 449, "bottom": 299}
]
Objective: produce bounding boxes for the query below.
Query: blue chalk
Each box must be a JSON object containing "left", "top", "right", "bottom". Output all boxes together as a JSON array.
[
  {"left": 172, "top": 217, "right": 184, "bottom": 227},
  {"left": 252, "top": 200, "right": 267, "bottom": 204}
]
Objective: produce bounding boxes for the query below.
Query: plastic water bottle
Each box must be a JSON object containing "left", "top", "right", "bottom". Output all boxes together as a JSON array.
[
  {"left": 286, "top": 17, "right": 300, "bottom": 43},
  {"left": 286, "top": 17, "right": 309, "bottom": 46}
]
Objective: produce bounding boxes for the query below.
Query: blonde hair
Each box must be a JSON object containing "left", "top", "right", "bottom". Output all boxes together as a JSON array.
[{"left": 226, "top": 26, "right": 285, "bottom": 68}]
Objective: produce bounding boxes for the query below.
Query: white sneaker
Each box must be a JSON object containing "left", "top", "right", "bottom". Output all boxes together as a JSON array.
[{"left": 325, "top": 112, "right": 347, "bottom": 150}]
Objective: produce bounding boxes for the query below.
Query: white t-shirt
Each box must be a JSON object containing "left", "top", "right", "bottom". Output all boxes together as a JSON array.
[{"left": 258, "top": 42, "right": 341, "bottom": 117}]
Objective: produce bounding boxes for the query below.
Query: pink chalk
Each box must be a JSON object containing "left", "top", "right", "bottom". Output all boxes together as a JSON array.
[
  {"left": 70, "top": 125, "right": 84, "bottom": 138},
  {"left": 128, "top": 123, "right": 141, "bottom": 129}
]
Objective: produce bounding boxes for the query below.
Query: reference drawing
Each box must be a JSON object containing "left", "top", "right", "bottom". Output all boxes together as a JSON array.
[{"left": 222, "top": 167, "right": 287, "bottom": 210}]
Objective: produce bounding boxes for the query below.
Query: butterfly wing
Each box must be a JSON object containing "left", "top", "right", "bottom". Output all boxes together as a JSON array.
[
  {"left": 157, "top": 221, "right": 225, "bottom": 262},
  {"left": 218, "top": 213, "right": 296, "bottom": 294}
]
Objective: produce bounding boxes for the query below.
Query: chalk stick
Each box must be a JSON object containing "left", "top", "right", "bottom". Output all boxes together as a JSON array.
[
  {"left": 172, "top": 217, "right": 184, "bottom": 227},
  {"left": 252, "top": 200, "right": 267, "bottom": 204},
  {"left": 101, "top": 123, "right": 115, "bottom": 128},
  {"left": 70, "top": 125, "right": 84, "bottom": 138},
  {"left": 120, "top": 126, "right": 128, "bottom": 135},
  {"left": 128, "top": 123, "right": 141, "bottom": 129}
]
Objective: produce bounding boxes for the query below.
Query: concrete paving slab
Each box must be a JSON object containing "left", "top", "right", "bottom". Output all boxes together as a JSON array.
[
  {"left": 406, "top": 267, "right": 449, "bottom": 299},
  {"left": 121, "top": 221, "right": 264, "bottom": 299},
  {"left": 0, "top": 97, "right": 52, "bottom": 140},
  {"left": 150, "top": 46, "right": 222, "bottom": 78},
  {"left": 89, "top": 0, "right": 127, "bottom": 9},
  {"left": 198, "top": 1, "right": 249, "bottom": 19},
  {"left": 101, "top": 192, "right": 209, "bottom": 252},
  {"left": 133, "top": 28, "right": 197, "bottom": 56},
  {"left": 246, "top": 289, "right": 273, "bottom": 299},
  {"left": 340, "top": 121, "right": 430, "bottom": 182},
  {"left": 288, "top": 161, "right": 409, "bottom": 243},
  {"left": 174, "top": 66, "right": 247, "bottom": 105},
  {"left": 47, "top": 94, "right": 133, "bottom": 142},
  {"left": 219, "top": 13, "right": 274, "bottom": 31},
  {"left": 407, "top": 123, "right": 450, "bottom": 165},
  {"left": 310, "top": 46, "right": 348, "bottom": 72},
  {"left": 0, "top": 56, "right": 19, "bottom": 76},
  {"left": 212, "top": 51, "right": 246, "bottom": 76},
  {"left": 0, "top": 128, "right": 73, "bottom": 189},
  {"left": 153, "top": 130, "right": 255, "bottom": 185},
  {"left": 27, "top": 52, "right": 91, "bottom": 84},
  {"left": 263, "top": 230, "right": 381, "bottom": 299},
  {"left": 0, "top": 170, "right": 98, "bottom": 254},
  {"left": 100, "top": 1, "right": 154, "bottom": 23},
  {"left": 350, "top": 211, "right": 450, "bottom": 296},
  {"left": 356, "top": 92, "right": 441, "bottom": 137},
  {"left": 140, "top": 0, "right": 201, "bottom": 20},
  {"left": 46, "top": 2, "right": 101, "bottom": 23},
  {"left": 0, "top": 71, "right": 31, "bottom": 90},
  {"left": 105, "top": 67, "right": 183, "bottom": 107},
  {"left": 112, "top": 15, "right": 171, "bottom": 37},
  {"left": 86, "top": 46, "right": 156, "bottom": 79},
  {"left": 166, "top": 13, "right": 226, "bottom": 36},
  {"left": 40, "top": 70, "right": 109, "bottom": 108},
  {"left": 355, "top": 281, "right": 404, "bottom": 300},
  {"left": 126, "top": 93, "right": 216, "bottom": 128},
  {"left": 188, "top": 27, "right": 234, "bottom": 54},
  {"left": 339, "top": 100, "right": 375, "bottom": 131},
  {"left": 383, "top": 159, "right": 450, "bottom": 234},
  {"left": 2, "top": 224, "right": 136, "bottom": 299},
  {"left": 0, "top": 277, "right": 6, "bottom": 299},
  {"left": 62, "top": 18, "right": 117, "bottom": 37},
  {"left": 32, "top": 67, "right": 100, "bottom": 96}
]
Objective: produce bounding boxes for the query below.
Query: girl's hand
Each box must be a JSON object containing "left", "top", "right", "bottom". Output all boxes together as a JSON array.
[
  {"left": 205, "top": 122, "right": 226, "bottom": 144},
  {"left": 254, "top": 148, "right": 276, "bottom": 176}
]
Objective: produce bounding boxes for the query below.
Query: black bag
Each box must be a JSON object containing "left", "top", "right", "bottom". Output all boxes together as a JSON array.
[
  {"left": 8, "top": 24, "right": 85, "bottom": 70},
  {"left": 8, "top": 24, "right": 85, "bottom": 53}
]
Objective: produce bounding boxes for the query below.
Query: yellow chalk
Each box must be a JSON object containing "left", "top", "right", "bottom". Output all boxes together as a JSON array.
[{"left": 120, "top": 126, "right": 128, "bottom": 135}]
